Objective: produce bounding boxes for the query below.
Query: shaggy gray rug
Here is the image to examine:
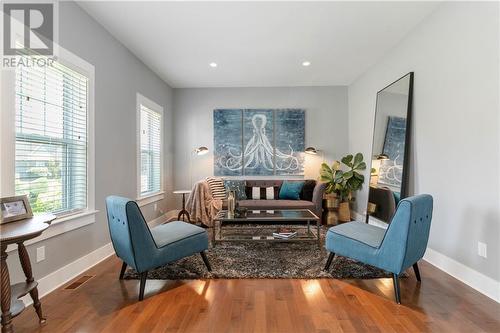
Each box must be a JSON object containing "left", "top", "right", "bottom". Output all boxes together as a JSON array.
[{"left": 124, "top": 227, "right": 402, "bottom": 279}]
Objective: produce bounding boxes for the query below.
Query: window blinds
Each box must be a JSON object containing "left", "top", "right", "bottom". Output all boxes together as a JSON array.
[
  {"left": 140, "top": 104, "right": 161, "bottom": 196},
  {"left": 15, "top": 57, "right": 88, "bottom": 215}
]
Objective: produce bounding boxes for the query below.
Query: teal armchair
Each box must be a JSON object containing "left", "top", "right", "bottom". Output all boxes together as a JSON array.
[
  {"left": 324, "top": 194, "right": 433, "bottom": 303},
  {"left": 106, "top": 196, "right": 211, "bottom": 301}
]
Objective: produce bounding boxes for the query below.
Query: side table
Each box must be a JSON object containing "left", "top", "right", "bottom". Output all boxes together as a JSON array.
[
  {"left": 173, "top": 190, "right": 191, "bottom": 223},
  {"left": 0, "top": 214, "right": 55, "bottom": 333}
]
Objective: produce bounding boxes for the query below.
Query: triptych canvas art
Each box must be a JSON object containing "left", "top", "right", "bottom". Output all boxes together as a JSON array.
[{"left": 214, "top": 109, "right": 305, "bottom": 176}]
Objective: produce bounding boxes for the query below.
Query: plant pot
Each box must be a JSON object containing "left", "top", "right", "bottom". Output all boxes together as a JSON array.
[
  {"left": 324, "top": 194, "right": 339, "bottom": 209},
  {"left": 325, "top": 210, "right": 338, "bottom": 225},
  {"left": 338, "top": 202, "right": 351, "bottom": 222}
]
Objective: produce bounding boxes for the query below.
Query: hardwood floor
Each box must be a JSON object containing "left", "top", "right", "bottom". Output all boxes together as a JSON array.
[{"left": 12, "top": 256, "right": 500, "bottom": 333}]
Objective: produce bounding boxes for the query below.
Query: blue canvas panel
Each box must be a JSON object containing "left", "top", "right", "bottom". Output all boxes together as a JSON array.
[
  {"left": 379, "top": 116, "right": 406, "bottom": 188},
  {"left": 275, "top": 109, "right": 305, "bottom": 175},
  {"left": 213, "top": 109, "right": 305, "bottom": 176},
  {"left": 214, "top": 109, "right": 243, "bottom": 176},
  {"left": 243, "top": 109, "right": 275, "bottom": 176}
]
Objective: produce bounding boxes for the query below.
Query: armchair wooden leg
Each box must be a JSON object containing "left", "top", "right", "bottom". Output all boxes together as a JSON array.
[
  {"left": 392, "top": 273, "right": 401, "bottom": 304},
  {"left": 324, "top": 252, "right": 335, "bottom": 271},
  {"left": 139, "top": 271, "right": 148, "bottom": 301},
  {"left": 200, "top": 251, "right": 212, "bottom": 272},
  {"left": 119, "top": 262, "right": 127, "bottom": 280},
  {"left": 413, "top": 262, "right": 421, "bottom": 282}
]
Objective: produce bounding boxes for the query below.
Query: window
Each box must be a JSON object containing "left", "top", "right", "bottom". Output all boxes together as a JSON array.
[
  {"left": 137, "top": 94, "right": 163, "bottom": 201},
  {"left": 14, "top": 55, "right": 89, "bottom": 216},
  {"left": 2, "top": 45, "right": 95, "bottom": 246}
]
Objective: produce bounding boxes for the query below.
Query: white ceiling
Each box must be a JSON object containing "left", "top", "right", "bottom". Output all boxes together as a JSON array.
[{"left": 77, "top": 1, "right": 440, "bottom": 88}]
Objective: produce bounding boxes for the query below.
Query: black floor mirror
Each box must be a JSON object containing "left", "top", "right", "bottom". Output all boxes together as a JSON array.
[{"left": 366, "top": 72, "right": 413, "bottom": 225}]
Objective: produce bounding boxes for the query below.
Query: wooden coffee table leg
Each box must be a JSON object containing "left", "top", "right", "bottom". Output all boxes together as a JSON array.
[
  {"left": 18, "top": 243, "right": 45, "bottom": 324},
  {"left": 1, "top": 244, "right": 13, "bottom": 333}
]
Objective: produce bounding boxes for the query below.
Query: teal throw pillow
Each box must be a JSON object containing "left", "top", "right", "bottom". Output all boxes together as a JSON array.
[
  {"left": 223, "top": 180, "right": 247, "bottom": 200},
  {"left": 279, "top": 181, "right": 305, "bottom": 200}
]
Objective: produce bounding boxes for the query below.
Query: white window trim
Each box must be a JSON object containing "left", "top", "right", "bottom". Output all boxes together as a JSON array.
[
  {"left": 1, "top": 43, "right": 97, "bottom": 249},
  {"left": 136, "top": 92, "right": 164, "bottom": 206}
]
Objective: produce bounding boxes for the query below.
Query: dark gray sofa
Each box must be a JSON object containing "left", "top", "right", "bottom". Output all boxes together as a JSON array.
[{"left": 231, "top": 180, "right": 326, "bottom": 217}]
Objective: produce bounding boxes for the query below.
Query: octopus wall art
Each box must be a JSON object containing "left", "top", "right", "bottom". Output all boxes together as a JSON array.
[{"left": 214, "top": 109, "right": 305, "bottom": 176}]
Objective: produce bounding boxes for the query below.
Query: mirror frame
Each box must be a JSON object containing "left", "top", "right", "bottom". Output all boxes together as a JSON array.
[{"left": 366, "top": 72, "right": 414, "bottom": 222}]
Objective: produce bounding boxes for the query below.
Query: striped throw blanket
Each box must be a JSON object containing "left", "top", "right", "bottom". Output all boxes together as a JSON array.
[
  {"left": 186, "top": 179, "right": 223, "bottom": 227},
  {"left": 205, "top": 177, "right": 226, "bottom": 200}
]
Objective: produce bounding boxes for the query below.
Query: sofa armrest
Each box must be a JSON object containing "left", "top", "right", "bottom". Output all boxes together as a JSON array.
[{"left": 312, "top": 182, "right": 327, "bottom": 217}]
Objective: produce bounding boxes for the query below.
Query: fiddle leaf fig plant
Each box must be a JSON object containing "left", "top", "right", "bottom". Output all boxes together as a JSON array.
[
  {"left": 319, "top": 152, "right": 367, "bottom": 202},
  {"left": 320, "top": 161, "right": 343, "bottom": 195}
]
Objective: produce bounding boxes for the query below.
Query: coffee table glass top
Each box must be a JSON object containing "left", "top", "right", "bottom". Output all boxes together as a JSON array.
[
  {"left": 216, "top": 209, "right": 319, "bottom": 221},
  {"left": 213, "top": 209, "right": 321, "bottom": 246}
]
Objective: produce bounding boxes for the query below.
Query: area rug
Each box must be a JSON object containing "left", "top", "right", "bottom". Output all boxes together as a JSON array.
[{"left": 124, "top": 227, "right": 403, "bottom": 280}]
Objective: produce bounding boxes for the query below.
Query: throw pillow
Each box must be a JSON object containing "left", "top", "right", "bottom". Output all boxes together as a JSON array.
[
  {"left": 223, "top": 180, "right": 247, "bottom": 200},
  {"left": 246, "top": 186, "right": 280, "bottom": 199},
  {"left": 206, "top": 177, "right": 226, "bottom": 200},
  {"left": 251, "top": 187, "right": 276, "bottom": 200},
  {"left": 300, "top": 180, "right": 316, "bottom": 201},
  {"left": 279, "top": 181, "right": 305, "bottom": 200}
]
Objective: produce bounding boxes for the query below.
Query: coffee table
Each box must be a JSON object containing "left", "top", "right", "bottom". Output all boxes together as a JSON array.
[{"left": 213, "top": 209, "right": 321, "bottom": 248}]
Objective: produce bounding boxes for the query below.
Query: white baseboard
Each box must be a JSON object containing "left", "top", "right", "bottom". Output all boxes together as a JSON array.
[
  {"left": 20, "top": 242, "right": 115, "bottom": 306},
  {"left": 423, "top": 247, "right": 500, "bottom": 303}
]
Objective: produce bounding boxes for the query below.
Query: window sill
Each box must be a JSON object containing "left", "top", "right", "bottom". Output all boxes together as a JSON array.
[
  {"left": 136, "top": 191, "right": 165, "bottom": 207},
  {"left": 6, "top": 209, "right": 98, "bottom": 253}
]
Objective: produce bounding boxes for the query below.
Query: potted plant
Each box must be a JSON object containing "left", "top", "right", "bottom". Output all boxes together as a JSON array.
[{"left": 320, "top": 153, "right": 367, "bottom": 222}]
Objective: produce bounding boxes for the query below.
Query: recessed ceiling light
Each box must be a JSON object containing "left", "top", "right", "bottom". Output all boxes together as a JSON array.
[
  {"left": 302, "top": 61, "right": 311, "bottom": 67},
  {"left": 209, "top": 62, "right": 217, "bottom": 68}
]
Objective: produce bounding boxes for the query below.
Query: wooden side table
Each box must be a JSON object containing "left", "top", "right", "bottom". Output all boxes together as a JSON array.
[
  {"left": 173, "top": 190, "right": 191, "bottom": 222},
  {"left": 0, "top": 214, "right": 55, "bottom": 333}
]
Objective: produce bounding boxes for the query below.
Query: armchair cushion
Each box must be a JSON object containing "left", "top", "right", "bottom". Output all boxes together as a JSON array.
[
  {"left": 326, "top": 222, "right": 387, "bottom": 269},
  {"left": 151, "top": 221, "right": 206, "bottom": 248},
  {"left": 154, "top": 229, "right": 209, "bottom": 268},
  {"left": 327, "top": 222, "right": 386, "bottom": 249}
]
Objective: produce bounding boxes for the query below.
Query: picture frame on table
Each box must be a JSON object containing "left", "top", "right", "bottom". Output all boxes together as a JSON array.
[{"left": 1, "top": 195, "right": 33, "bottom": 224}]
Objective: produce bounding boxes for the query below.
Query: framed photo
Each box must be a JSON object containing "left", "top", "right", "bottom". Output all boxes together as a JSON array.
[{"left": 1, "top": 195, "right": 33, "bottom": 224}]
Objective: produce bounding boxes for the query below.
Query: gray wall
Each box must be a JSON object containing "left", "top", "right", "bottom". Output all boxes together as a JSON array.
[
  {"left": 348, "top": 2, "right": 499, "bottom": 281},
  {"left": 7, "top": 2, "right": 174, "bottom": 283},
  {"left": 172, "top": 86, "right": 349, "bottom": 194}
]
